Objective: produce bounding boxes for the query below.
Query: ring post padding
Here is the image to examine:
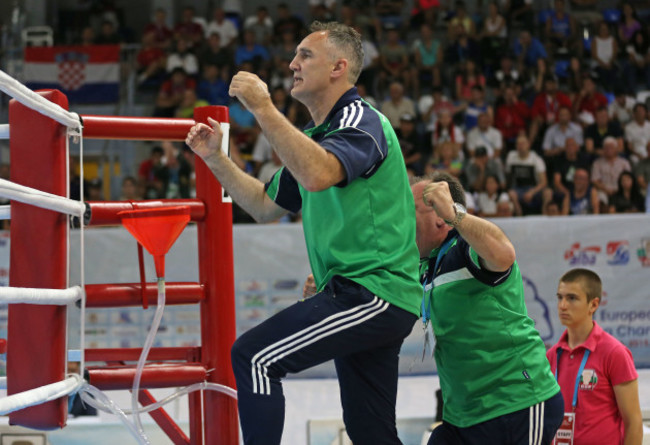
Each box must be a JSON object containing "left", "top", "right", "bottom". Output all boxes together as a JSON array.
[
  {"left": 193, "top": 105, "right": 238, "bottom": 445},
  {"left": 8, "top": 90, "right": 69, "bottom": 429}
]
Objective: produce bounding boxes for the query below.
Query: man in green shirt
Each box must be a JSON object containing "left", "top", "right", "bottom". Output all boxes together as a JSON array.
[
  {"left": 411, "top": 172, "right": 563, "bottom": 444},
  {"left": 186, "top": 21, "right": 420, "bottom": 445}
]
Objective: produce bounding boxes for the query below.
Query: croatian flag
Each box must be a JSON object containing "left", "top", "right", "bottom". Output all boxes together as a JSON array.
[{"left": 23, "top": 45, "right": 120, "bottom": 103}]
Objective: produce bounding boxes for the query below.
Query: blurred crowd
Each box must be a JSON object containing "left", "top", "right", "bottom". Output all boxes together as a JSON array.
[{"left": 61, "top": 1, "right": 650, "bottom": 220}]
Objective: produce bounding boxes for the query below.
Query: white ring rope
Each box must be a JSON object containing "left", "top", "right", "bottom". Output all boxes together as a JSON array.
[
  {"left": 0, "top": 375, "right": 83, "bottom": 416},
  {"left": 0, "top": 205, "right": 9, "bottom": 220},
  {"left": 0, "top": 285, "right": 82, "bottom": 305},
  {"left": 0, "top": 124, "right": 8, "bottom": 139},
  {"left": 0, "top": 178, "right": 85, "bottom": 217},
  {"left": 0, "top": 70, "right": 81, "bottom": 130}
]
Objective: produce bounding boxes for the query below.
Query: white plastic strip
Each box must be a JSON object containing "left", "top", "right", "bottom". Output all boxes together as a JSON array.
[
  {"left": 0, "top": 70, "right": 81, "bottom": 129},
  {"left": 0, "top": 124, "right": 8, "bottom": 139},
  {"left": 0, "top": 375, "right": 82, "bottom": 415},
  {"left": 0, "top": 286, "right": 82, "bottom": 305},
  {"left": 0, "top": 178, "right": 85, "bottom": 217},
  {"left": 0, "top": 205, "right": 9, "bottom": 220}
]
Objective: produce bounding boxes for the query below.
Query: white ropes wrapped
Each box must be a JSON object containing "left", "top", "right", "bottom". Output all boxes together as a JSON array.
[
  {"left": 0, "top": 375, "right": 83, "bottom": 415},
  {"left": 0, "top": 286, "right": 83, "bottom": 305},
  {"left": 0, "top": 178, "right": 85, "bottom": 217},
  {"left": 0, "top": 70, "right": 81, "bottom": 130},
  {"left": 0, "top": 124, "right": 8, "bottom": 139}
]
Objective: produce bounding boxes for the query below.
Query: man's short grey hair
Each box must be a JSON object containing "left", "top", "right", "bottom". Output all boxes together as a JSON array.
[
  {"left": 310, "top": 21, "right": 364, "bottom": 84},
  {"left": 603, "top": 136, "right": 617, "bottom": 147},
  {"left": 409, "top": 172, "right": 467, "bottom": 206}
]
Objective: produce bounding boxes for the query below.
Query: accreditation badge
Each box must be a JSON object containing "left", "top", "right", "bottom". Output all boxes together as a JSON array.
[{"left": 553, "top": 412, "right": 575, "bottom": 445}]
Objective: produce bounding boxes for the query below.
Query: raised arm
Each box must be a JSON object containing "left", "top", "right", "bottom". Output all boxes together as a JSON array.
[
  {"left": 423, "top": 181, "right": 516, "bottom": 272},
  {"left": 228, "top": 72, "right": 345, "bottom": 192},
  {"left": 185, "top": 118, "right": 288, "bottom": 223}
]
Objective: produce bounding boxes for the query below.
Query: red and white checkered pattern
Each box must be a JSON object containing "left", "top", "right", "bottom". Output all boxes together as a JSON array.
[{"left": 58, "top": 60, "right": 85, "bottom": 91}]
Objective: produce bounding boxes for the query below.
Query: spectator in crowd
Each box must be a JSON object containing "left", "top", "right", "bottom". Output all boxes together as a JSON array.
[
  {"left": 567, "top": 56, "right": 585, "bottom": 100},
  {"left": 465, "top": 146, "right": 507, "bottom": 192},
  {"left": 205, "top": 7, "right": 239, "bottom": 48},
  {"left": 573, "top": 74, "right": 608, "bottom": 125},
  {"left": 513, "top": 30, "right": 548, "bottom": 72},
  {"left": 506, "top": 134, "right": 548, "bottom": 215},
  {"left": 356, "top": 25, "right": 381, "bottom": 96},
  {"left": 432, "top": 109, "right": 465, "bottom": 155},
  {"left": 545, "top": 0, "right": 577, "bottom": 56},
  {"left": 229, "top": 97, "right": 259, "bottom": 155},
  {"left": 395, "top": 113, "right": 428, "bottom": 176},
  {"left": 625, "top": 102, "right": 650, "bottom": 164},
  {"left": 619, "top": 2, "right": 642, "bottom": 47},
  {"left": 166, "top": 38, "right": 199, "bottom": 78},
  {"left": 584, "top": 106, "right": 624, "bottom": 156},
  {"left": 409, "top": 0, "right": 441, "bottom": 29},
  {"left": 622, "top": 30, "right": 650, "bottom": 93},
  {"left": 153, "top": 67, "right": 196, "bottom": 117},
  {"left": 447, "top": 1, "right": 476, "bottom": 40},
  {"left": 138, "top": 145, "right": 165, "bottom": 198},
  {"left": 174, "top": 6, "right": 204, "bottom": 49},
  {"left": 273, "top": 3, "right": 305, "bottom": 42},
  {"left": 567, "top": 0, "right": 603, "bottom": 25},
  {"left": 198, "top": 33, "right": 233, "bottom": 75},
  {"left": 455, "top": 59, "right": 486, "bottom": 103},
  {"left": 608, "top": 88, "right": 635, "bottom": 126},
  {"left": 380, "top": 81, "right": 416, "bottom": 129},
  {"left": 466, "top": 112, "right": 502, "bottom": 159},
  {"left": 475, "top": 173, "right": 512, "bottom": 217},
  {"left": 591, "top": 21, "right": 618, "bottom": 92},
  {"left": 495, "top": 83, "right": 530, "bottom": 152},
  {"left": 479, "top": 2, "right": 508, "bottom": 70},
  {"left": 461, "top": 85, "right": 492, "bottom": 131},
  {"left": 78, "top": 26, "right": 95, "bottom": 46},
  {"left": 273, "top": 29, "right": 299, "bottom": 73},
  {"left": 86, "top": 178, "right": 104, "bottom": 201},
  {"left": 552, "top": 137, "right": 593, "bottom": 197},
  {"left": 444, "top": 23, "right": 481, "bottom": 67},
  {"left": 244, "top": 6, "right": 274, "bottom": 47},
  {"left": 95, "top": 20, "right": 122, "bottom": 44},
  {"left": 375, "top": 0, "right": 406, "bottom": 33},
  {"left": 635, "top": 148, "right": 650, "bottom": 202},
  {"left": 425, "top": 141, "right": 463, "bottom": 178},
  {"left": 136, "top": 31, "right": 167, "bottom": 87},
  {"left": 119, "top": 176, "right": 143, "bottom": 201},
  {"left": 158, "top": 142, "right": 192, "bottom": 199},
  {"left": 423, "top": 87, "right": 455, "bottom": 132},
  {"left": 529, "top": 74, "right": 572, "bottom": 147},
  {"left": 492, "top": 55, "right": 520, "bottom": 89},
  {"left": 143, "top": 8, "right": 173, "bottom": 50},
  {"left": 503, "top": 0, "right": 534, "bottom": 31},
  {"left": 411, "top": 23, "right": 443, "bottom": 97},
  {"left": 235, "top": 30, "right": 271, "bottom": 71},
  {"left": 591, "top": 136, "right": 632, "bottom": 208},
  {"left": 378, "top": 26, "right": 411, "bottom": 96},
  {"left": 609, "top": 170, "right": 646, "bottom": 213},
  {"left": 309, "top": 0, "right": 337, "bottom": 22},
  {"left": 175, "top": 89, "right": 209, "bottom": 119},
  {"left": 567, "top": 167, "right": 600, "bottom": 215},
  {"left": 542, "top": 105, "right": 584, "bottom": 161},
  {"left": 547, "top": 269, "right": 642, "bottom": 445}
]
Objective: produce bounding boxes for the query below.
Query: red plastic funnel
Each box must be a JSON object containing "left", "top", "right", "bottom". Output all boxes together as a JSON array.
[{"left": 118, "top": 206, "right": 191, "bottom": 278}]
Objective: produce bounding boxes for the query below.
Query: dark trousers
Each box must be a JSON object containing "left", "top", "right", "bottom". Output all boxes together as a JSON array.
[
  {"left": 231, "top": 276, "right": 418, "bottom": 445},
  {"left": 428, "top": 390, "right": 564, "bottom": 445}
]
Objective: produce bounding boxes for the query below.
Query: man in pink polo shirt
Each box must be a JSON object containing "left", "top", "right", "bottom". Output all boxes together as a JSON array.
[{"left": 547, "top": 269, "right": 642, "bottom": 445}]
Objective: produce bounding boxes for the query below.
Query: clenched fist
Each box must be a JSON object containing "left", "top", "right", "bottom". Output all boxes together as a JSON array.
[{"left": 422, "top": 181, "right": 455, "bottom": 222}]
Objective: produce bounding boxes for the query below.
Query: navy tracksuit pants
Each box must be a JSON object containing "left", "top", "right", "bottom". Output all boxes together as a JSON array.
[{"left": 231, "top": 275, "right": 418, "bottom": 445}]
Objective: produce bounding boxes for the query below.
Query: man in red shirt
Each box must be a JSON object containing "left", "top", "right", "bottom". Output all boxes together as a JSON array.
[
  {"left": 547, "top": 269, "right": 642, "bottom": 445},
  {"left": 529, "top": 75, "right": 572, "bottom": 147},
  {"left": 573, "top": 75, "right": 608, "bottom": 126},
  {"left": 495, "top": 83, "right": 529, "bottom": 153}
]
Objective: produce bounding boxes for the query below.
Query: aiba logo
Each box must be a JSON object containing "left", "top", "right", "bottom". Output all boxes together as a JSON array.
[
  {"left": 638, "top": 238, "right": 650, "bottom": 267},
  {"left": 55, "top": 51, "right": 88, "bottom": 91},
  {"left": 564, "top": 243, "right": 601, "bottom": 265},
  {"left": 606, "top": 241, "right": 630, "bottom": 265}
]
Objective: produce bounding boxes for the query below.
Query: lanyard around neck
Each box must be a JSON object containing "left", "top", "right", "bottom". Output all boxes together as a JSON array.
[
  {"left": 421, "top": 236, "right": 457, "bottom": 326},
  {"left": 555, "top": 348, "right": 591, "bottom": 410}
]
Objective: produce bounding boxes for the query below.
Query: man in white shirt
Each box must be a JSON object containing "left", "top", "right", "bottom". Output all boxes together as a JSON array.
[
  {"left": 466, "top": 112, "right": 503, "bottom": 159},
  {"left": 506, "top": 134, "right": 548, "bottom": 215},
  {"left": 624, "top": 103, "right": 650, "bottom": 164},
  {"left": 205, "top": 7, "right": 239, "bottom": 48}
]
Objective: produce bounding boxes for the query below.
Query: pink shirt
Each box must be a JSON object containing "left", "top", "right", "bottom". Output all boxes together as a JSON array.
[{"left": 546, "top": 322, "right": 638, "bottom": 445}]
